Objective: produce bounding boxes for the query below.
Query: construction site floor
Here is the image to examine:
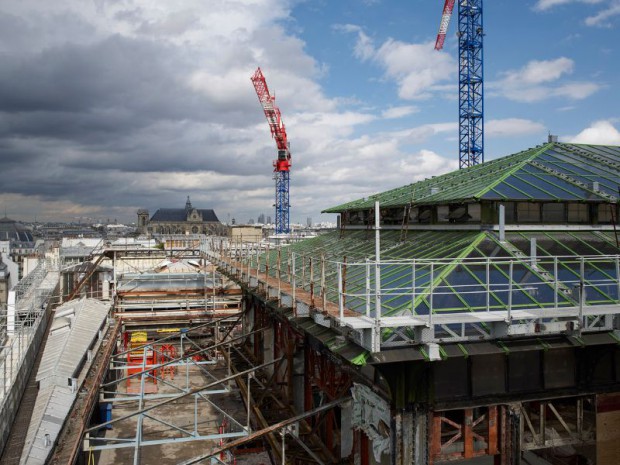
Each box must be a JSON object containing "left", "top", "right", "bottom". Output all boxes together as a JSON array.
[{"left": 95, "top": 358, "right": 270, "bottom": 465}]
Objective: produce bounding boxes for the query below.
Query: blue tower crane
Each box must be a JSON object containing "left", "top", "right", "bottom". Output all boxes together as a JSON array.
[{"left": 435, "top": 0, "right": 484, "bottom": 168}]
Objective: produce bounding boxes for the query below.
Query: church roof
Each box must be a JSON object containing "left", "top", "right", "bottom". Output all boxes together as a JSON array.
[
  {"left": 150, "top": 209, "right": 219, "bottom": 223},
  {"left": 323, "top": 141, "right": 620, "bottom": 213}
]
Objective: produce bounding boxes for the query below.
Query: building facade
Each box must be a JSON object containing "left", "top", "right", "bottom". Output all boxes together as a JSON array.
[
  {"left": 137, "top": 197, "right": 222, "bottom": 236},
  {"left": 0, "top": 257, "right": 10, "bottom": 307},
  {"left": 0, "top": 216, "right": 37, "bottom": 279}
]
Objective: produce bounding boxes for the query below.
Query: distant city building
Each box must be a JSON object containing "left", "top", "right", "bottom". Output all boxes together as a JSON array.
[
  {"left": 137, "top": 197, "right": 222, "bottom": 236},
  {"left": 0, "top": 256, "right": 12, "bottom": 307},
  {"left": 0, "top": 216, "right": 36, "bottom": 279},
  {"left": 258, "top": 213, "right": 265, "bottom": 224},
  {"left": 248, "top": 219, "right": 255, "bottom": 225},
  {"left": 231, "top": 225, "right": 263, "bottom": 243},
  {"left": 266, "top": 216, "right": 272, "bottom": 224},
  {"left": 306, "top": 217, "right": 312, "bottom": 227}
]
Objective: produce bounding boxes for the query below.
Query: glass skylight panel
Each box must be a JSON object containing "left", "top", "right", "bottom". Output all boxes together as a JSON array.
[
  {"left": 543, "top": 153, "right": 619, "bottom": 188},
  {"left": 506, "top": 176, "right": 557, "bottom": 200},
  {"left": 427, "top": 282, "right": 467, "bottom": 311},
  {"left": 482, "top": 183, "right": 530, "bottom": 200},
  {"left": 564, "top": 233, "right": 616, "bottom": 255},
  {"left": 521, "top": 173, "right": 587, "bottom": 199}
]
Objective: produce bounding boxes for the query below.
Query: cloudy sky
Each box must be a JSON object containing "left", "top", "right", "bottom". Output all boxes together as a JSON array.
[{"left": 0, "top": 0, "right": 619, "bottom": 225}]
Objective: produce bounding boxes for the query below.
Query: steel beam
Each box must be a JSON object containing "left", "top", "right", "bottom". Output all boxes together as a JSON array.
[{"left": 178, "top": 397, "right": 351, "bottom": 465}]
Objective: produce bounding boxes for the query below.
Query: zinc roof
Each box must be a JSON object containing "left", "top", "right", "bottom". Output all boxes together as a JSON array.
[
  {"left": 324, "top": 142, "right": 620, "bottom": 213},
  {"left": 22, "top": 298, "right": 109, "bottom": 465},
  {"left": 150, "top": 208, "right": 219, "bottom": 222},
  {"left": 20, "top": 385, "right": 75, "bottom": 465},
  {"left": 36, "top": 298, "right": 110, "bottom": 384}
]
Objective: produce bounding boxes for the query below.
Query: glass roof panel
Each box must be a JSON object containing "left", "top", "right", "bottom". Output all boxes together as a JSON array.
[
  {"left": 502, "top": 176, "right": 557, "bottom": 200},
  {"left": 482, "top": 183, "right": 530, "bottom": 200},
  {"left": 518, "top": 168, "right": 588, "bottom": 199}
]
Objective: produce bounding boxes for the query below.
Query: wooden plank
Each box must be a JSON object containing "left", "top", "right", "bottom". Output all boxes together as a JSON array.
[
  {"left": 464, "top": 408, "right": 474, "bottom": 458},
  {"left": 488, "top": 406, "right": 498, "bottom": 456}
]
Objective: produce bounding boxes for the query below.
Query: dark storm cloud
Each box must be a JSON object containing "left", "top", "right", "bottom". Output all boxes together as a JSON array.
[
  {"left": 0, "top": 36, "right": 203, "bottom": 117},
  {"left": 0, "top": 28, "right": 269, "bottom": 210}
]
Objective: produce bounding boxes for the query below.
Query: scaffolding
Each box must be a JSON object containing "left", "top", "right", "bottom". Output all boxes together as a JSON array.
[
  {"left": 1, "top": 259, "right": 57, "bottom": 403},
  {"left": 86, "top": 317, "right": 272, "bottom": 464}
]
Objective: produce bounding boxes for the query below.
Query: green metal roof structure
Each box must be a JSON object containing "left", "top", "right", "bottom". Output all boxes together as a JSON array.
[
  {"left": 241, "top": 141, "right": 620, "bottom": 352},
  {"left": 324, "top": 142, "right": 620, "bottom": 213}
]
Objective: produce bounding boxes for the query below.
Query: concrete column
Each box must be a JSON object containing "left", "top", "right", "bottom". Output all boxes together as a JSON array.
[
  {"left": 499, "top": 204, "right": 506, "bottom": 242},
  {"left": 392, "top": 409, "right": 418, "bottom": 465},
  {"left": 411, "top": 408, "right": 429, "bottom": 465},
  {"left": 341, "top": 399, "right": 353, "bottom": 459},
  {"left": 401, "top": 410, "right": 414, "bottom": 465},
  {"left": 392, "top": 411, "right": 402, "bottom": 465}
]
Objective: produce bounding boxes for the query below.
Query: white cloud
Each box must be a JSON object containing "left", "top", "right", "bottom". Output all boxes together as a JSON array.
[
  {"left": 490, "top": 58, "right": 600, "bottom": 102},
  {"left": 336, "top": 25, "right": 456, "bottom": 100},
  {"left": 381, "top": 106, "right": 418, "bottom": 119},
  {"left": 534, "top": 0, "right": 604, "bottom": 12},
  {"left": 486, "top": 119, "right": 546, "bottom": 137},
  {"left": 515, "top": 58, "right": 574, "bottom": 85},
  {"left": 375, "top": 39, "right": 455, "bottom": 100},
  {"left": 534, "top": 0, "right": 620, "bottom": 27},
  {"left": 390, "top": 122, "right": 457, "bottom": 144},
  {"left": 569, "top": 120, "right": 620, "bottom": 144},
  {"left": 333, "top": 24, "right": 375, "bottom": 61},
  {"left": 585, "top": 0, "right": 620, "bottom": 26}
]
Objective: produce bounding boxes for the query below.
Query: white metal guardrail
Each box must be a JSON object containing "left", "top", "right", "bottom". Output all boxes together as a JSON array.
[
  {"left": 1, "top": 260, "right": 56, "bottom": 408},
  {"left": 206, "top": 235, "right": 620, "bottom": 352}
]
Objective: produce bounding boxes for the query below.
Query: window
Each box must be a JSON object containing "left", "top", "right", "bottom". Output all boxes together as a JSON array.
[
  {"left": 348, "top": 211, "right": 364, "bottom": 225},
  {"left": 437, "top": 205, "right": 449, "bottom": 222},
  {"left": 568, "top": 203, "right": 589, "bottom": 223},
  {"left": 503, "top": 203, "right": 516, "bottom": 224},
  {"left": 598, "top": 203, "right": 617, "bottom": 224},
  {"left": 417, "top": 207, "right": 432, "bottom": 223},
  {"left": 468, "top": 203, "right": 481, "bottom": 222},
  {"left": 517, "top": 203, "right": 541, "bottom": 223},
  {"left": 448, "top": 204, "right": 472, "bottom": 223},
  {"left": 542, "top": 203, "right": 565, "bottom": 223}
]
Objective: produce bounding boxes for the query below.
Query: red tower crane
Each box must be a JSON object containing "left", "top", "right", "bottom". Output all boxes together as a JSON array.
[
  {"left": 434, "top": 0, "right": 455, "bottom": 51},
  {"left": 251, "top": 67, "right": 291, "bottom": 234}
]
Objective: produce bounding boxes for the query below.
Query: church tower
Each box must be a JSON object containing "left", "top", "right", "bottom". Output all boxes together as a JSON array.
[{"left": 137, "top": 209, "right": 149, "bottom": 234}]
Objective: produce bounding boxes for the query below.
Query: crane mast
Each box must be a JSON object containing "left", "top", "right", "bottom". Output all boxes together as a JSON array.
[
  {"left": 251, "top": 67, "right": 291, "bottom": 234},
  {"left": 435, "top": 0, "right": 484, "bottom": 169}
]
